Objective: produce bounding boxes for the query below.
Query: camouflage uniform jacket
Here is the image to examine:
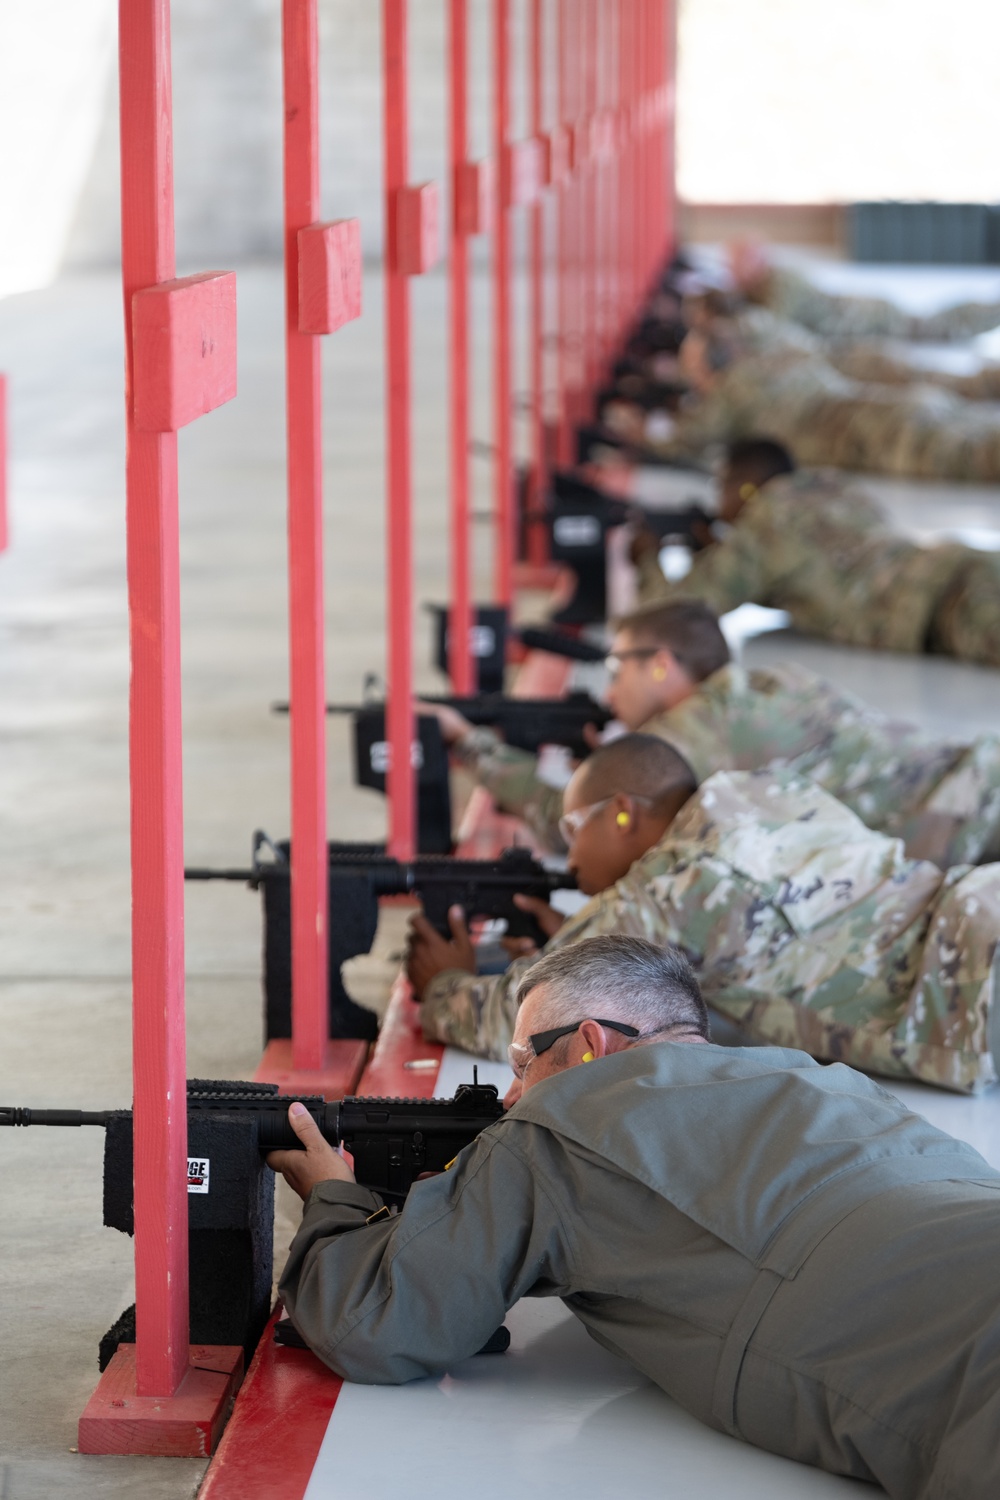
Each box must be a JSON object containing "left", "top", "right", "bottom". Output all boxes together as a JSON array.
[
  {"left": 420, "top": 769, "right": 1000, "bottom": 1094},
  {"left": 454, "top": 663, "right": 1000, "bottom": 869},
  {"left": 659, "top": 343, "right": 848, "bottom": 461},
  {"left": 636, "top": 469, "right": 971, "bottom": 652},
  {"left": 760, "top": 265, "right": 1000, "bottom": 343}
]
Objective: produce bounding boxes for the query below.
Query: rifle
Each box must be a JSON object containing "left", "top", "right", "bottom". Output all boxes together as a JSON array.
[
  {"left": 185, "top": 837, "right": 576, "bottom": 1040},
  {"left": 313, "top": 694, "right": 610, "bottom": 761},
  {"left": 2, "top": 1076, "right": 508, "bottom": 1364},
  {"left": 1, "top": 1075, "right": 504, "bottom": 1207},
  {"left": 546, "top": 469, "right": 714, "bottom": 624}
]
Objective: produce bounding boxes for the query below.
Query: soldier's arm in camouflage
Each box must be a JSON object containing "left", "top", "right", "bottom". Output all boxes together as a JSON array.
[
  {"left": 636, "top": 507, "right": 774, "bottom": 614},
  {"left": 451, "top": 727, "right": 565, "bottom": 852},
  {"left": 419, "top": 863, "right": 678, "bottom": 1058}
]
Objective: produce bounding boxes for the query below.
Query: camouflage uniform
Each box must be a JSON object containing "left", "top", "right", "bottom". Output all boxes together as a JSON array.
[
  {"left": 826, "top": 341, "right": 1000, "bottom": 401},
  {"left": 454, "top": 663, "right": 1000, "bottom": 869},
  {"left": 657, "top": 337, "right": 1000, "bottom": 482},
  {"left": 420, "top": 770, "right": 1000, "bottom": 1094},
  {"left": 637, "top": 469, "right": 1000, "bottom": 670},
  {"left": 738, "top": 305, "right": 1000, "bottom": 400},
  {"left": 758, "top": 264, "right": 1000, "bottom": 343}
]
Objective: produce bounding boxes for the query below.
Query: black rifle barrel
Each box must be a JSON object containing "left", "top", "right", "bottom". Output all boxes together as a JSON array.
[{"left": 0, "top": 1107, "right": 111, "bottom": 1127}]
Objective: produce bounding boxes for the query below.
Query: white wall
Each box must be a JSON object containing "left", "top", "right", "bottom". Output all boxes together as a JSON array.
[
  {"left": 0, "top": 1, "right": 116, "bottom": 296},
  {"left": 677, "top": 0, "right": 1000, "bottom": 204},
  {"left": 9, "top": 0, "right": 1000, "bottom": 297}
]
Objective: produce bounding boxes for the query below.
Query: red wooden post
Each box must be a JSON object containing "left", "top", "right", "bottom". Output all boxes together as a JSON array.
[
  {"left": 663, "top": 0, "right": 677, "bottom": 261},
  {"left": 525, "top": 0, "right": 547, "bottom": 567},
  {"left": 282, "top": 0, "right": 329, "bottom": 1072},
  {"left": 581, "top": 0, "right": 596, "bottom": 402},
  {"left": 118, "top": 0, "right": 190, "bottom": 1401},
  {"left": 555, "top": 0, "right": 574, "bottom": 467},
  {"left": 382, "top": 0, "right": 423, "bottom": 859},
  {"left": 448, "top": 0, "right": 474, "bottom": 693},
  {"left": 492, "top": 0, "right": 513, "bottom": 606},
  {"left": 0, "top": 375, "right": 7, "bottom": 553},
  {"left": 79, "top": 2, "right": 244, "bottom": 1446}
]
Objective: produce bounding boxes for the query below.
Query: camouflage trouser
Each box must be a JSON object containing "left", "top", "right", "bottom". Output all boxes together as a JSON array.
[
  {"left": 785, "top": 391, "right": 1000, "bottom": 481},
  {"left": 886, "top": 864, "right": 1000, "bottom": 1093},
  {"left": 927, "top": 553, "right": 1000, "bottom": 669},
  {"left": 895, "top": 735, "right": 1000, "bottom": 867}
]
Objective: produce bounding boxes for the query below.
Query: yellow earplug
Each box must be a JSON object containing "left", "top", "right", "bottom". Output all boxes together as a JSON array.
[
  {"left": 652, "top": 665, "right": 667, "bottom": 681},
  {"left": 616, "top": 811, "right": 630, "bottom": 827},
  {"left": 581, "top": 1052, "right": 595, "bottom": 1063},
  {"left": 739, "top": 481, "right": 758, "bottom": 501}
]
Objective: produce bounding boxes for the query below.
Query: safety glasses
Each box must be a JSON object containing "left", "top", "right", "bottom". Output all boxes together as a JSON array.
[{"left": 507, "top": 1019, "right": 640, "bottom": 1080}]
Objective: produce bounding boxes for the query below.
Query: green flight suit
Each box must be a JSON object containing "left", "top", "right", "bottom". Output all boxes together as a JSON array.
[
  {"left": 279, "top": 1042, "right": 1000, "bottom": 1499},
  {"left": 419, "top": 770, "right": 1000, "bottom": 1094},
  {"left": 636, "top": 470, "right": 1000, "bottom": 670},
  {"left": 759, "top": 263, "right": 1000, "bottom": 343},
  {"left": 454, "top": 662, "right": 1000, "bottom": 869}
]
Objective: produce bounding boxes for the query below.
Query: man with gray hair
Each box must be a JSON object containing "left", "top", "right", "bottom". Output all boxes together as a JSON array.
[
  {"left": 505, "top": 936, "right": 711, "bottom": 1085},
  {"left": 270, "top": 935, "right": 1000, "bottom": 1500}
]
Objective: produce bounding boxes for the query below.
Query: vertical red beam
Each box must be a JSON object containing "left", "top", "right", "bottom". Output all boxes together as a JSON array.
[
  {"left": 282, "top": 0, "right": 328, "bottom": 1072},
  {"left": 555, "top": 0, "right": 572, "bottom": 467},
  {"left": 383, "top": 0, "right": 416, "bottom": 858},
  {"left": 610, "top": 0, "right": 624, "bottom": 350},
  {"left": 526, "top": 0, "right": 547, "bottom": 564},
  {"left": 118, "top": 0, "right": 188, "bottom": 1397},
  {"left": 663, "top": 0, "right": 677, "bottom": 260},
  {"left": 493, "top": 0, "right": 513, "bottom": 605},
  {"left": 557, "top": 0, "right": 581, "bottom": 460},
  {"left": 581, "top": 0, "right": 597, "bottom": 400},
  {"left": 448, "top": 0, "right": 474, "bottom": 693}
]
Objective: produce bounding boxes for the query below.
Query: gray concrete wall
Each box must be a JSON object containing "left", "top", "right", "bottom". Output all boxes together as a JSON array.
[{"left": 64, "top": 0, "right": 524, "bottom": 272}]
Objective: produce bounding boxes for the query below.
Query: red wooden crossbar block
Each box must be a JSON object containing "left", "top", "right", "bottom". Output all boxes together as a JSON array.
[
  {"left": 78, "top": 1343, "right": 243, "bottom": 1456},
  {"left": 0, "top": 374, "right": 7, "bottom": 553},
  {"left": 501, "top": 138, "right": 542, "bottom": 208},
  {"left": 297, "top": 219, "right": 362, "bottom": 335},
  {"left": 454, "top": 159, "right": 494, "bottom": 236},
  {"left": 132, "top": 272, "right": 237, "bottom": 433},
  {"left": 394, "top": 182, "right": 440, "bottom": 274}
]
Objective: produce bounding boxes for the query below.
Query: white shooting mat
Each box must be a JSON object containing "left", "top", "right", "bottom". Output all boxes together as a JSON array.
[{"left": 304, "top": 1047, "right": 1000, "bottom": 1499}]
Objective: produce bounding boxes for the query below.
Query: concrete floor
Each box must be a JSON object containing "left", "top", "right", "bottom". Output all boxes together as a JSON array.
[{"left": 2, "top": 258, "right": 1000, "bottom": 1499}]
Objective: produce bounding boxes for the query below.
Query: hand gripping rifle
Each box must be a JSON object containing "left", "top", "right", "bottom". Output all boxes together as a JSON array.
[
  {"left": 273, "top": 690, "right": 611, "bottom": 760},
  {"left": 184, "top": 837, "right": 577, "bottom": 1041},
  {"left": 1, "top": 1076, "right": 507, "bottom": 1363}
]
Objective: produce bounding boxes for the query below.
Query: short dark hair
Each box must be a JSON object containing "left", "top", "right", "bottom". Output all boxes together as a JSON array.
[
  {"left": 516, "top": 935, "right": 710, "bottom": 1042},
  {"left": 725, "top": 437, "right": 796, "bottom": 487},
  {"left": 577, "top": 733, "right": 697, "bottom": 818},
  {"left": 615, "top": 599, "right": 730, "bottom": 683}
]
